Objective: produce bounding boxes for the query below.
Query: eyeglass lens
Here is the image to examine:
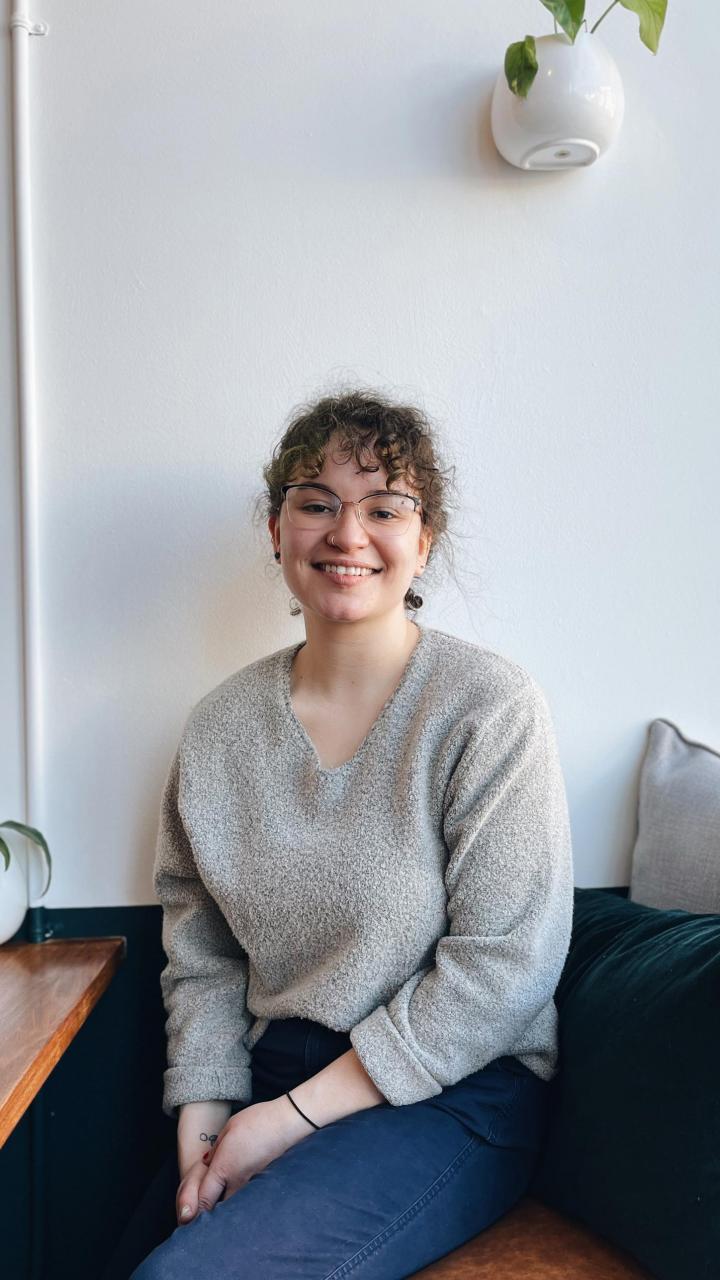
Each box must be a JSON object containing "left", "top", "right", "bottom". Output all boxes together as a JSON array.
[{"left": 285, "top": 486, "right": 417, "bottom": 535}]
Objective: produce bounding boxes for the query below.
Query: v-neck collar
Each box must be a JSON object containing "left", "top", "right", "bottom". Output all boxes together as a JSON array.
[{"left": 280, "top": 624, "right": 431, "bottom": 777}]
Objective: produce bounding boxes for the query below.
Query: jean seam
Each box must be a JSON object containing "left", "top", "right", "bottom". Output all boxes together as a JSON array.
[
  {"left": 322, "top": 1133, "right": 480, "bottom": 1280},
  {"left": 486, "top": 1072, "right": 519, "bottom": 1144}
]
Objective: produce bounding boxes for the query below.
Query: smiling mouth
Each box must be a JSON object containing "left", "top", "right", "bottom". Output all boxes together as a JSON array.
[{"left": 312, "top": 563, "right": 381, "bottom": 578}]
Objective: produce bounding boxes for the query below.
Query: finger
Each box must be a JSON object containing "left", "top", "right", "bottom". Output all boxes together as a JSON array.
[
  {"left": 177, "top": 1188, "right": 198, "bottom": 1224},
  {"left": 177, "top": 1170, "right": 202, "bottom": 1225},
  {"left": 197, "top": 1165, "right": 228, "bottom": 1213}
]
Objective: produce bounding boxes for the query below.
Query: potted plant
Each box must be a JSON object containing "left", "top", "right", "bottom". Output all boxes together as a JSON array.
[
  {"left": 0, "top": 819, "right": 52, "bottom": 944},
  {"left": 491, "top": 0, "right": 668, "bottom": 170}
]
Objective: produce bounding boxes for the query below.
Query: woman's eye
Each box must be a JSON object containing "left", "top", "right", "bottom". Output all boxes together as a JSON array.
[
  {"left": 303, "top": 503, "right": 333, "bottom": 514},
  {"left": 370, "top": 509, "right": 398, "bottom": 521}
]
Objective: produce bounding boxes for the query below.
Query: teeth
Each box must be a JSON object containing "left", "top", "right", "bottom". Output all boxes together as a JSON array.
[{"left": 320, "top": 564, "right": 374, "bottom": 576}]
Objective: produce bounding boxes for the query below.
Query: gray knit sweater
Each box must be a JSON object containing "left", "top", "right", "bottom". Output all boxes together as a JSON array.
[{"left": 154, "top": 625, "right": 574, "bottom": 1118}]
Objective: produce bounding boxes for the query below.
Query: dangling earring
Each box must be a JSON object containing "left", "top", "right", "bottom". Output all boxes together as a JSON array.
[
  {"left": 274, "top": 550, "right": 281, "bottom": 562},
  {"left": 406, "top": 569, "right": 424, "bottom": 610}
]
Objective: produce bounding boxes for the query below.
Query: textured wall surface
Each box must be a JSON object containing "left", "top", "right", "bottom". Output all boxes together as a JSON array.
[{"left": 2, "top": 1, "right": 718, "bottom": 903}]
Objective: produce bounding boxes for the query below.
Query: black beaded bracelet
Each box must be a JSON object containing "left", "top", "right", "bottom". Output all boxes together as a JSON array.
[{"left": 285, "top": 1090, "right": 321, "bottom": 1130}]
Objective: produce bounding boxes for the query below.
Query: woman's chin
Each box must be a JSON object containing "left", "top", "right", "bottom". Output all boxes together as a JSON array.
[
  {"left": 300, "top": 587, "right": 384, "bottom": 624},
  {"left": 309, "top": 600, "right": 373, "bottom": 623},
  {"left": 292, "top": 574, "right": 408, "bottom": 625}
]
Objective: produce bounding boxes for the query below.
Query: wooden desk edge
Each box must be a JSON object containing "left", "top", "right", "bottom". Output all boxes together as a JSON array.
[{"left": 0, "top": 937, "right": 126, "bottom": 1147}]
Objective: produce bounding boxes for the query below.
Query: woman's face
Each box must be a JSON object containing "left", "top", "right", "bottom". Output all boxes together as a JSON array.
[{"left": 267, "top": 435, "right": 432, "bottom": 626}]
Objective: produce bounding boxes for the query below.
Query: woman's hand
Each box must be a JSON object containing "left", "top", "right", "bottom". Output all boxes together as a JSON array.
[{"left": 177, "top": 1097, "right": 312, "bottom": 1223}]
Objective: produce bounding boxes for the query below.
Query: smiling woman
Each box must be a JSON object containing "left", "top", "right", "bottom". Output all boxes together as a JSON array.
[
  {"left": 269, "top": 456, "right": 430, "bottom": 628},
  {"left": 117, "top": 388, "right": 575, "bottom": 1280},
  {"left": 262, "top": 390, "right": 455, "bottom": 617},
  {"left": 260, "top": 393, "right": 452, "bottom": 768}
]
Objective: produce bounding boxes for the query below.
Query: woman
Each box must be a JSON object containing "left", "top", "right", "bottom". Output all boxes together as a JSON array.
[{"left": 129, "top": 390, "right": 574, "bottom": 1279}]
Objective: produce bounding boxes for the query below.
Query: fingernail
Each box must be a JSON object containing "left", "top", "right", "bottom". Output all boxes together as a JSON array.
[{"left": 180, "top": 1205, "right": 192, "bottom": 1220}]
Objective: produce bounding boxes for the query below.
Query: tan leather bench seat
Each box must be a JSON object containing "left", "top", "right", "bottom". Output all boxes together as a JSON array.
[{"left": 413, "top": 1197, "right": 654, "bottom": 1279}]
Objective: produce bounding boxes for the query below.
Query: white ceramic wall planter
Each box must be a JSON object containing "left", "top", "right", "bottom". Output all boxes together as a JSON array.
[{"left": 491, "top": 31, "right": 625, "bottom": 170}]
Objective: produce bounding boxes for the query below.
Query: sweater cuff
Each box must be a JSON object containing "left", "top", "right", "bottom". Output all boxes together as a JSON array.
[
  {"left": 349, "top": 1005, "right": 443, "bottom": 1106},
  {"left": 162, "top": 1065, "right": 253, "bottom": 1119}
]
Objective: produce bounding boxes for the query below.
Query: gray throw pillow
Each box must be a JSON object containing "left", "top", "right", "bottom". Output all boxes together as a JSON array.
[{"left": 629, "top": 718, "right": 720, "bottom": 914}]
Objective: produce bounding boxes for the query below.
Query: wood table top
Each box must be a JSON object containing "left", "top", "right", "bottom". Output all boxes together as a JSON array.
[{"left": 0, "top": 937, "right": 126, "bottom": 1147}]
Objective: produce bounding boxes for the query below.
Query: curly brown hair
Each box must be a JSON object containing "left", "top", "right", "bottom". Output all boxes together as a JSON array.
[{"left": 258, "top": 389, "right": 457, "bottom": 613}]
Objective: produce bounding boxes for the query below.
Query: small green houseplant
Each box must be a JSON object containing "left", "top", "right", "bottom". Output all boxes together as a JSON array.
[
  {"left": 0, "top": 819, "right": 52, "bottom": 893},
  {"left": 0, "top": 819, "right": 52, "bottom": 943},
  {"left": 505, "top": 0, "right": 668, "bottom": 99}
]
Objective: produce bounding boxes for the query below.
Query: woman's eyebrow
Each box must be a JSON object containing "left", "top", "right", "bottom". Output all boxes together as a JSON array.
[{"left": 300, "top": 482, "right": 395, "bottom": 497}]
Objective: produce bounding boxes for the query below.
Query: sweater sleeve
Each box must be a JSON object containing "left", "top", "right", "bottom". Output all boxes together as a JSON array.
[
  {"left": 349, "top": 677, "right": 574, "bottom": 1106},
  {"left": 154, "top": 747, "right": 254, "bottom": 1119}
]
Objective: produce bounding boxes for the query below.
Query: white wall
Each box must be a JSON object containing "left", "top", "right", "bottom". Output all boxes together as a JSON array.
[{"left": 3, "top": 0, "right": 718, "bottom": 905}]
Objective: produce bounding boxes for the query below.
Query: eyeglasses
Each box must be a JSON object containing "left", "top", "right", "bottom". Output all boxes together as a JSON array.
[{"left": 280, "top": 483, "right": 422, "bottom": 537}]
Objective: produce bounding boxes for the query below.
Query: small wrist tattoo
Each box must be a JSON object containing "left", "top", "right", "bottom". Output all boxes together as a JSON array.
[{"left": 199, "top": 1132, "right": 218, "bottom": 1147}]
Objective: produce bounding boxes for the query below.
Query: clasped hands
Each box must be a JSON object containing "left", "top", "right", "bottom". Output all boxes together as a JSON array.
[{"left": 176, "top": 1095, "right": 313, "bottom": 1226}]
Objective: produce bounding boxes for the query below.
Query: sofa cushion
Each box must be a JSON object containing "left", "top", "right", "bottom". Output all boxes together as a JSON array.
[
  {"left": 629, "top": 718, "right": 720, "bottom": 913},
  {"left": 530, "top": 888, "right": 720, "bottom": 1280}
]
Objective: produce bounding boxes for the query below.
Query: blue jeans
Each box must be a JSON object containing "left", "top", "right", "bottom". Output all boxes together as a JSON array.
[{"left": 121, "top": 1017, "right": 550, "bottom": 1279}]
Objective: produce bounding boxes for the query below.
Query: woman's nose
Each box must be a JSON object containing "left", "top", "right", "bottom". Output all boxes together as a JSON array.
[{"left": 327, "top": 503, "right": 369, "bottom": 547}]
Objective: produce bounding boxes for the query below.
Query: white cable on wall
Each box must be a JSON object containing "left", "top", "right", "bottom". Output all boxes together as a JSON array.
[{"left": 10, "top": 2, "right": 48, "bottom": 913}]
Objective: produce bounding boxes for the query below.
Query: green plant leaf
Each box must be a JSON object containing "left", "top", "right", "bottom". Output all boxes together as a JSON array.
[
  {"left": 540, "top": 0, "right": 586, "bottom": 42},
  {"left": 505, "top": 36, "right": 538, "bottom": 99},
  {"left": 618, "top": 0, "right": 667, "bottom": 52},
  {"left": 0, "top": 835, "right": 10, "bottom": 872},
  {"left": 0, "top": 819, "right": 52, "bottom": 897}
]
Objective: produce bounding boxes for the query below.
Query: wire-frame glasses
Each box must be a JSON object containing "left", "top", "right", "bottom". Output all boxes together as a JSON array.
[{"left": 280, "top": 483, "right": 422, "bottom": 537}]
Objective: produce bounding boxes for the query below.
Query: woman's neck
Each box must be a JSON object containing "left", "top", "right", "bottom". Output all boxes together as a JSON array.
[{"left": 292, "top": 614, "right": 421, "bottom": 704}]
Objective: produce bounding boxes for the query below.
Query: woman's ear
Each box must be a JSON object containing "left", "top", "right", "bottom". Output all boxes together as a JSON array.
[
  {"left": 267, "top": 514, "right": 279, "bottom": 555},
  {"left": 417, "top": 527, "right": 432, "bottom": 572}
]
